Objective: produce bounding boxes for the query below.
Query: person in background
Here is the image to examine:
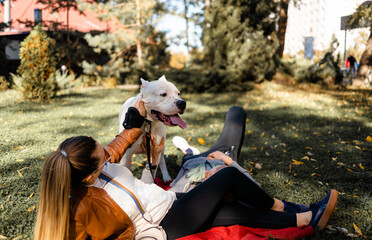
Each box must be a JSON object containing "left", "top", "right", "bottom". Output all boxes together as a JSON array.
[{"left": 347, "top": 53, "right": 357, "bottom": 79}]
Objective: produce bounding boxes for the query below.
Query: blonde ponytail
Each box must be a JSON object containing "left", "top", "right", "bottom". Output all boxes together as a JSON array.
[
  {"left": 34, "top": 151, "right": 71, "bottom": 240},
  {"left": 34, "top": 136, "right": 98, "bottom": 240}
]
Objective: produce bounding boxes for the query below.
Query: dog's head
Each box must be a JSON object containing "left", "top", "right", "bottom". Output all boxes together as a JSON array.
[{"left": 140, "top": 75, "right": 187, "bottom": 129}]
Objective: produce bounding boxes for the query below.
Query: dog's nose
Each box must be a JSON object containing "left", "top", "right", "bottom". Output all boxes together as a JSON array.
[{"left": 176, "top": 100, "right": 186, "bottom": 113}]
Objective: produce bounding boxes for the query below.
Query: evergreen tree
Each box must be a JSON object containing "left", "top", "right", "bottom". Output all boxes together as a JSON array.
[
  {"left": 16, "top": 25, "right": 57, "bottom": 101},
  {"left": 202, "top": 0, "right": 278, "bottom": 81}
]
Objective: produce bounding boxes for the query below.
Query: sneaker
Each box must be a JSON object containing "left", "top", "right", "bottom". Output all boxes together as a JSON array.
[
  {"left": 310, "top": 189, "right": 338, "bottom": 230},
  {"left": 283, "top": 200, "right": 309, "bottom": 213},
  {"left": 172, "top": 136, "right": 200, "bottom": 155},
  {"left": 309, "top": 189, "right": 337, "bottom": 210}
]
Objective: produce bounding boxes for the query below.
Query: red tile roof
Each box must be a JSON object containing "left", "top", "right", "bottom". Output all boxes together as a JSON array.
[{"left": 0, "top": 0, "right": 119, "bottom": 36}]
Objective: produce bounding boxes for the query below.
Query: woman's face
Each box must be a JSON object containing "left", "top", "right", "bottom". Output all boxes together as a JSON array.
[{"left": 84, "top": 141, "right": 109, "bottom": 185}]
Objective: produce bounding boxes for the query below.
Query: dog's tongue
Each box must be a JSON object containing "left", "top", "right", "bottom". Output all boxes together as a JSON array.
[{"left": 170, "top": 115, "right": 187, "bottom": 129}]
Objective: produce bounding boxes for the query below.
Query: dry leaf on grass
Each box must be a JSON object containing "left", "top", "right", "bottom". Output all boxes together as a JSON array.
[{"left": 198, "top": 137, "right": 205, "bottom": 145}]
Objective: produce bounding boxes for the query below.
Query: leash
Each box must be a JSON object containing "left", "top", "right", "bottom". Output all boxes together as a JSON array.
[{"left": 144, "top": 119, "right": 156, "bottom": 183}]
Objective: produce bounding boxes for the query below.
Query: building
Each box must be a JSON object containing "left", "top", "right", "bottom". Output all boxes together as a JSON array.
[
  {"left": 284, "top": 0, "right": 371, "bottom": 61},
  {"left": 0, "top": 0, "right": 117, "bottom": 75}
]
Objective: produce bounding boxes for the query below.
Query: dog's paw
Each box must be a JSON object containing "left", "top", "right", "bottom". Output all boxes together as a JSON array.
[{"left": 162, "top": 173, "right": 172, "bottom": 183}]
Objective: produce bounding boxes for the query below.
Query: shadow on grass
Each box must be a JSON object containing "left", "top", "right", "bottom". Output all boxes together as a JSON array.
[{"left": 243, "top": 107, "right": 371, "bottom": 190}]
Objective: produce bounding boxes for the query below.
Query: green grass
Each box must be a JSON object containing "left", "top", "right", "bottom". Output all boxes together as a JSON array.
[{"left": 0, "top": 82, "right": 371, "bottom": 239}]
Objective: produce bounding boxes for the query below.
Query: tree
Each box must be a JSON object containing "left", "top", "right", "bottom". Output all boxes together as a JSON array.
[
  {"left": 37, "top": 0, "right": 89, "bottom": 70},
  {"left": 348, "top": 3, "right": 372, "bottom": 86},
  {"left": 16, "top": 25, "right": 57, "bottom": 101},
  {"left": 276, "top": 0, "right": 302, "bottom": 58},
  {"left": 202, "top": 0, "right": 278, "bottom": 81},
  {"left": 163, "top": 0, "right": 203, "bottom": 56},
  {"left": 79, "top": 0, "right": 169, "bottom": 83},
  {"left": 37, "top": 0, "right": 86, "bottom": 34}
]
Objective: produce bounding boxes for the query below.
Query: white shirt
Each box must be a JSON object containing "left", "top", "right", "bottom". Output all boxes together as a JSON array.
[{"left": 92, "top": 163, "right": 176, "bottom": 237}]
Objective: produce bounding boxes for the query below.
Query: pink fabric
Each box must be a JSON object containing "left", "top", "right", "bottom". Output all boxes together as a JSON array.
[{"left": 177, "top": 225, "right": 314, "bottom": 240}]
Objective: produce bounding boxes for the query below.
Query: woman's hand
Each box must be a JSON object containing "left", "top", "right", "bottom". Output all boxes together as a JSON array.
[
  {"left": 133, "top": 98, "right": 146, "bottom": 117},
  {"left": 207, "top": 151, "right": 233, "bottom": 166},
  {"left": 141, "top": 133, "right": 164, "bottom": 166}
]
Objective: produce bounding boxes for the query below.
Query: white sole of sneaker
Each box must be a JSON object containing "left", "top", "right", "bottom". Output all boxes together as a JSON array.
[{"left": 172, "top": 136, "right": 200, "bottom": 155}]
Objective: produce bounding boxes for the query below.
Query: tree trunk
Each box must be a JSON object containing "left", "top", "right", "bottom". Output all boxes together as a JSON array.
[
  {"left": 353, "top": 30, "right": 372, "bottom": 86},
  {"left": 136, "top": 0, "right": 143, "bottom": 67},
  {"left": 184, "top": 0, "right": 190, "bottom": 52},
  {"left": 66, "top": 0, "right": 71, "bottom": 71},
  {"left": 277, "top": 0, "right": 289, "bottom": 58}
]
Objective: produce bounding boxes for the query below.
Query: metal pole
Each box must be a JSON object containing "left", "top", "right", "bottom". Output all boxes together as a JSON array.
[
  {"left": 344, "top": 30, "right": 347, "bottom": 67},
  {"left": 4, "top": 0, "right": 10, "bottom": 31}
]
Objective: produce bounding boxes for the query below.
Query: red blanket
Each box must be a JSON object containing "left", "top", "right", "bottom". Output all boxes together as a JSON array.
[
  {"left": 177, "top": 225, "right": 314, "bottom": 240},
  {"left": 154, "top": 178, "right": 314, "bottom": 240}
]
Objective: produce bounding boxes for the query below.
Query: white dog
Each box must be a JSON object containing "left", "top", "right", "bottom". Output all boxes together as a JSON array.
[{"left": 118, "top": 76, "right": 187, "bottom": 181}]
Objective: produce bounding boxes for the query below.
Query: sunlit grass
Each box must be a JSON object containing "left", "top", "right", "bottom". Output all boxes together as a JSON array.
[{"left": 0, "top": 82, "right": 371, "bottom": 239}]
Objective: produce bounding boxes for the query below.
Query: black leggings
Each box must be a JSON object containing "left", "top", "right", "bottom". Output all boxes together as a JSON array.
[
  {"left": 182, "top": 106, "right": 246, "bottom": 163},
  {"left": 160, "top": 107, "right": 297, "bottom": 240}
]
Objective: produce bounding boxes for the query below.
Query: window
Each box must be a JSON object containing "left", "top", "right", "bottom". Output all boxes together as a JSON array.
[{"left": 34, "top": 9, "right": 42, "bottom": 24}]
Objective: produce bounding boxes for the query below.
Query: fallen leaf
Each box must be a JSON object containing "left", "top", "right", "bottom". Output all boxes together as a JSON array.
[
  {"left": 27, "top": 206, "right": 36, "bottom": 212},
  {"left": 0, "top": 234, "right": 8, "bottom": 239},
  {"left": 131, "top": 162, "right": 144, "bottom": 167},
  {"left": 98, "top": 132, "right": 105, "bottom": 136},
  {"left": 301, "top": 156, "right": 309, "bottom": 160},
  {"left": 366, "top": 136, "right": 372, "bottom": 142},
  {"left": 291, "top": 159, "right": 304, "bottom": 165},
  {"left": 17, "top": 170, "right": 23, "bottom": 178},
  {"left": 26, "top": 192, "right": 34, "bottom": 200},
  {"left": 198, "top": 138, "right": 205, "bottom": 145},
  {"left": 347, "top": 169, "right": 353, "bottom": 172},
  {"left": 355, "top": 146, "right": 361, "bottom": 150},
  {"left": 188, "top": 136, "right": 192, "bottom": 141},
  {"left": 358, "top": 163, "right": 364, "bottom": 170},
  {"left": 353, "top": 223, "right": 363, "bottom": 236}
]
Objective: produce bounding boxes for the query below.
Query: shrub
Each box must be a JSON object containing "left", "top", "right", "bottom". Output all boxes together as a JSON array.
[
  {"left": 54, "top": 69, "right": 85, "bottom": 91},
  {"left": 295, "top": 36, "right": 343, "bottom": 85},
  {"left": 147, "top": 68, "right": 254, "bottom": 93},
  {"left": 0, "top": 76, "right": 10, "bottom": 90},
  {"left": 16, "top": 25, "right": 57, "bottom": 101}
]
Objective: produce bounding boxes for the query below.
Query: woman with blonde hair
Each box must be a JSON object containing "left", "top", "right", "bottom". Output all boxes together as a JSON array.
[{"left": 34, "top": 102, "right": 337, "bottom": 240}]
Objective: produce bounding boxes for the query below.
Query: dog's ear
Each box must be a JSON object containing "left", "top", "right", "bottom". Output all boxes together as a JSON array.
[
  {"left": 158, "top": 75, "right": 167, "bottom": 82},
  {"left": 140, "top": 78, "right": 149, "bottom": 92}
]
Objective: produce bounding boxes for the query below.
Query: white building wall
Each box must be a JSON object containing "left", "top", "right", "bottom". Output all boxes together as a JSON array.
[{"left": 284, "top": 0, "right": 370, "bottom": 59}]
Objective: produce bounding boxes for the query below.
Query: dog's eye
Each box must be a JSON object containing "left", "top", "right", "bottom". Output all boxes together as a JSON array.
[{"left": 160, "top": 93, "right": 167, "bottom": 97}]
